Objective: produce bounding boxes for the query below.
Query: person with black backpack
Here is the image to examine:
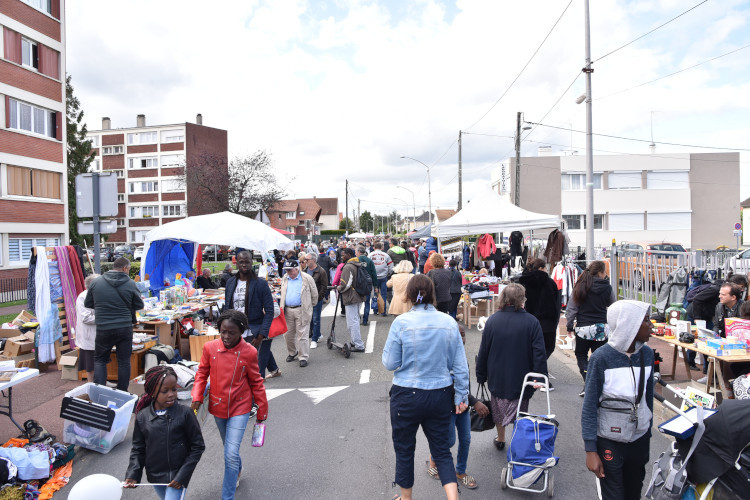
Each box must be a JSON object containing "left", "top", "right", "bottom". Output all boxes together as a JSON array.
[
  {"left": 337, "top": 247, "right": 366, "bottom": 352},
  {"left": 355, "top": 246, "right": 377, "bottom": 326}
]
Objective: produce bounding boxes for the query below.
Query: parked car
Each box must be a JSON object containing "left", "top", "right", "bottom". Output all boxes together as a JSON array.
[
  {"left": 99, "top": 247, "right": 114, "bottom": 262},
  {"left": 114, "top": 245, "right": 135, "bottom": 260},
  {"left": 202, "top": 245, "right": 229, "bottom": 260},
  {"left": 725, "top": 248, "right": 750, "bottom": 275},
  {"left": 133, "top": 246, "right": 144, "bottom": 261},
  {"left": 612, "top": 241, "right": 688, "bottom": 290}
]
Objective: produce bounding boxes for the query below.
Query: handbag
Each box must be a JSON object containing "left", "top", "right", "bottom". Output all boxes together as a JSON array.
[
  {"left": 597, "top": 354, "right": 646, "bottom": 443},
  {"left": 268, "top": 307, "right": 287, "bottom": 338},
  {"left": 470, "top": 383, "right": 494, "bottom": 432}
]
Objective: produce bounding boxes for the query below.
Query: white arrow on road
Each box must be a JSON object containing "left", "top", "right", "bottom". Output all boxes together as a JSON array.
[
  {"left": 265, "top": 388, "right": 295, "bottom": 401},
  {"left": 298, "top": 385, "right": 348, "bottom": 405},
  {"left": 365, "top": 321, "right": 377, "bottom": 353}
]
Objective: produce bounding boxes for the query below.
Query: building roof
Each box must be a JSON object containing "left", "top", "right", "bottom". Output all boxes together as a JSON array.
[
  {"left": 306, "top": 197, "right": 338, "bottom": 216},
  {"left": 267, "top": 198, "right": 324, "bottom": 230},
  {"left": 415, "top": 210, "right": 431, "bottom": 223},
  {"left": 435, "top": 209, "right": 457, "bottom": 222},
  {"left": 742, "top": 197, "right": 750, "bottom": 208}
]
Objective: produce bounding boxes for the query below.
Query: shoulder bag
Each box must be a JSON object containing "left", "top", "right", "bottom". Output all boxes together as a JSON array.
[
  {"left": 470, "top": 383, "right": 495, "bottom": 432},
  {"left": 597, "top": 353, "right": 646, "bottom": 442}
]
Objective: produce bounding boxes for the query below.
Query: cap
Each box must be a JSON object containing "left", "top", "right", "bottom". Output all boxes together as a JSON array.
[{"left": 283, "top": 259, "right": 299, "bottom": 269}]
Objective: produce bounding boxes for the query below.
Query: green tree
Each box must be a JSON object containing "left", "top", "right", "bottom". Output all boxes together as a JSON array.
[
  {"left": 339, "top": 217, "right": 354, "bottom": 231},
  {"left": 359, "top": 210, "right": 373, "bottom": 232},
  {"left": 66, "top": 75, "right": 95, "bottom": 245}
]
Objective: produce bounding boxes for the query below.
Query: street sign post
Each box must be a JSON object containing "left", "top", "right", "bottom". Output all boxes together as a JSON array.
[
  {"left": 734, "top": 225, "right": 743, "bottom": 251},
  {"left": 76, "top": 172, "right": 119, "bottom": 274}
]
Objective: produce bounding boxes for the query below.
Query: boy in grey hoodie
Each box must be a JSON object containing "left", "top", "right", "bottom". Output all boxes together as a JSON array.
[{"left": 581, "top": 300, "right": 654, "bottom": 500}]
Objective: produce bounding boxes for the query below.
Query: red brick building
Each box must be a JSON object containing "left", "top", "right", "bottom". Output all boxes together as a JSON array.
[
  {"left": 267, "top": 197, "right": 339, "bottom": 238},
  {"left": 86, "top": 114, "right": 227, "bottom": 245},
  {"left": 0, "top": 0, "right": 66, "bottom": 279}
]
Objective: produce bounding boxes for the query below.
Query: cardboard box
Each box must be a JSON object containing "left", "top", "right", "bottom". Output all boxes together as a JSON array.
[
  {"left": 128, "top": 374, "right": 146, "bottom": 396},
  {"left": 4, "top": 336, "right": 33, "bottom": 357},
  {"left": 59, "top": 350, "right": 80, "bottom": 381},
  {"left": 13, "top": 353, "right": 35, "bottom": 368},
  {"left": 189, "top": 334, "right": 219, "bottom": 362},
  {"left": 11, "top": 310, "right": 35, "bottom": 327}
]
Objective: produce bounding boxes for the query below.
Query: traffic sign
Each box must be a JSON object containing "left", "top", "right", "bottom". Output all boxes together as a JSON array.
[
  {"left": 736, "top": 222, "right": 742, "bottom": 230},
  {"left": 734, "top": 229, "right": 742, "bottom": 237}
]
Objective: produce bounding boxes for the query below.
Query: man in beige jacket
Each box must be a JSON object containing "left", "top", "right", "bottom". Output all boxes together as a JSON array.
[{"left": 280, "top": 259, "right": 318, "bottom": 367}]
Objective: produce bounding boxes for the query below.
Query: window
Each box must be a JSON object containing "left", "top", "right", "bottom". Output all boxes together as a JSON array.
[
  {"left": 90, "top": 159, "right": 100, "bottom": 171},
  {"left": 278, "top": 213, "right": 282, "bottom": 220},
  {"left": 114, "top": 170, "right": 124, "bottom": 178},
  {"left": 286, "top": 211, "right": 295, "bottom": 219},
  {"left": 6, "top": 166, "right": 61, "bottom": 199},
  {"left": 161, "top": 130, "right": 184, "bottom": 143},
  {"left": 608, "top": 172, "right": 642, "bottom": 190},
  {"left": 647, "top": 171, "right": 689, "bottom": 190},
  {"left": 562, "top": 214, "right": 603, "bottom": 230},
  {"left": 88, "top": 136, "right": 98, "bottom": 148},
  {"left": 562, "top": 215, "right": 581, "bottom": 230},
  {"left": 609, "top": 213, "right": 644, "bottom": 231},
  {"left": 130, "top": 206, "right": 159, "bottom": 218},
  {"left": 130, "top": 230, "right": 149, "bottom": 244},
  {"left": 647, "top": 212, "right": 691, "bottom": 231},
  {"left": 127, "top": 157, "right": 158, "bottom": 169},
  {"left": 21, "top": 37, "right": 38, "bottom": 70},
  {"left": 21, "top": 0, "right": 53, "bottom": 15},
  {"left": 117, "top": 218, "right": 126, "bottom": 227},
  {"left": 299, "top": 211, "right": 305, "bottom": 216},
  {"left": 8, "top": 236, "right": 59, "bottom": 263},
  {"left": 160, "top": 179, "right": 181, "bottom": 192},
  {"left": 160, "top": 154, "right": 182, "bottom": 167},
  {"left": 8, "top": 99, "right": 56, "bottom": 138},
  {"left": 102, "top": 146, "right": 124, "bottom": 155},
  {"left": 162, "top": 205, "right": 182, "bottom": 217},
  {"left": 117, "top": 194, "right": 125, "bottom": 202},
  {"left": 129, "top": 181, "right": 158, "bottom": 194},
  {"left": 561, "top": 173, "right": 602, "bottom": 191},
  {"left": 127, "top": 132, "right": 157, "bottom": 145}
]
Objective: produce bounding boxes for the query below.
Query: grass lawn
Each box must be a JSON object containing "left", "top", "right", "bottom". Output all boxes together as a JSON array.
[
  {"left": 202, "top": 261, "right": 233, "bottom": 274},
  {"left": 0, "top": 312, "right": 18, "bottom": 324},
  {"left": 0, "top": 299, "right": 26, "bottom": 308}
]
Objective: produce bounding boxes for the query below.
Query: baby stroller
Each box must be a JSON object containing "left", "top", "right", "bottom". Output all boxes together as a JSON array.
[
  {"left": 500, "top": 372, "right": 559, "bottom": 497},
  {"left": 647, "top": 376, "right": 750, "bottom": 500}
]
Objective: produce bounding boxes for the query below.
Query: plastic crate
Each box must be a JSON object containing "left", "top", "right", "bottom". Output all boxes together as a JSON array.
[{"left": 61, "top": 383, "right": 137, "bottom": 454}]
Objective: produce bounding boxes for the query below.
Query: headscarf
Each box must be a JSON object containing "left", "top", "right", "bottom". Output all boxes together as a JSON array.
[{"left": 607, "top": 300, "right": 650, "bottom": 354}]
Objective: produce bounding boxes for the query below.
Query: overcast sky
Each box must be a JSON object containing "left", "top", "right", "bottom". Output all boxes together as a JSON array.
[{"left": 66, "top": 0, "right": 750, "bottom": 219}]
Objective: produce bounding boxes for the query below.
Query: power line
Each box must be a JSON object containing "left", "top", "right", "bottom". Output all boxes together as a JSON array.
[
  {"left": 593, "top": 0, "right": 709, "bottom": 63},
  {"left": 526, "top": 121, "right": 750, "bottom": 153},
  {"left": 464, "top": 0, "right": 574, "bottom": 131},
  {"left": 597, "top": 42, "right": 750, "bottom": 101}
]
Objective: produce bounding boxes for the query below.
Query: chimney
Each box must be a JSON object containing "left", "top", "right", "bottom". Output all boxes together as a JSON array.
[
  {"left": 136, "top": 114, "right": 146, "bottom": 127},
  {"left": 196, "top": 113, "right": 203, "bottom": 125},
  {"left": 102, "top": 117, "right": 111, "bottom": 130}
]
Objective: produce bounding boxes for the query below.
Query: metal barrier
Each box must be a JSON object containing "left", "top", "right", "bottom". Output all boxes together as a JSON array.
[{"left": 0, "top": 277, "right": 28, "bottom": 303}]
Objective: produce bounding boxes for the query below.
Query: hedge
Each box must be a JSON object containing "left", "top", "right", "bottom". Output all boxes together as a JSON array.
[
  {"left": 320, "top": 230, "right": 346, "bottom": 236},
  {"left": 83, "top": 261, "right": 140, "bottom": 279}
]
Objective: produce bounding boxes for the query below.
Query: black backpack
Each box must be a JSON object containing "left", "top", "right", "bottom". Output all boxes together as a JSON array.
[
  {"left": 691, "top": 282, "right": 722, "bottom": 321},
  {"left": 354, "top": 264, "right": 373, "bottom": 297}
]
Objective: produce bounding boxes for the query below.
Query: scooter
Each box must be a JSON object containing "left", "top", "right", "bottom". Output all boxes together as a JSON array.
[{"left": 327, "top": 287, "right": 354, "bottom": 358}]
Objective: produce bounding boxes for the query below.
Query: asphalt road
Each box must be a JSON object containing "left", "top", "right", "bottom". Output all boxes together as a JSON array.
[{"left": 59, "top": 301, "right": 671, "bottom": 499}]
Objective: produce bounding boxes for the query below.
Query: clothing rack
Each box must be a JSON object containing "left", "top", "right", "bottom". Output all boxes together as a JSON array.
[{"left": 31, "top": 246, "right": 73, "bottom": 368}]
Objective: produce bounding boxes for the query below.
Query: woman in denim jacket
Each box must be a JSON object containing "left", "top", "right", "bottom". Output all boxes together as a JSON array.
[{"left": 382, "top": 274, "right": 469, "bottom": 500}]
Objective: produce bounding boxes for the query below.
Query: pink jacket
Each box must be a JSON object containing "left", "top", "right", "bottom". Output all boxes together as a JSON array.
[{"left": 332, "top": 263, "right": 345, "bottom": 287}]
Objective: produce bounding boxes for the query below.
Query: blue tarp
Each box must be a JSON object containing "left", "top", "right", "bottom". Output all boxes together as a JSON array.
[{"left": 143, "top": 240, "right": 195, "bottom": 295}]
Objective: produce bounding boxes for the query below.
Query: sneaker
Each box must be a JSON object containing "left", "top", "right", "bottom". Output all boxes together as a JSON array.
[
  {"left": 285, "top": 353, "right": 298, "bottom": 362},
  {"left": 299, "top": 360, "right": 308, "bottom": 367},
  {"left": 266, "top": 369, "right": 281, "bottom": 379},
  {"left": 540, "top": 382, "right": 555, "bottom": 392},
  {"left": 362, "top": 320, "right": 369, "bottom": 326},
  {"left": 351, "top": 346, "right": 365, "bottom": 353},
  {"left": 697, "top": 375, "right": 708, "bottom": 384},
  {"left": 689, "top": 364, "right": 700, "bottom": 371},
  {"left": 310, "top": 341, "right": 318, "bottom": 349},
  {"left": 249, "top": 403, "right": 258, "bottom": 418},
  {"left": 579, "top": 388, "right": 586, "bottom": 397},
  {"left": 236, "top": 466, "right": 242, "bottom": 488}
]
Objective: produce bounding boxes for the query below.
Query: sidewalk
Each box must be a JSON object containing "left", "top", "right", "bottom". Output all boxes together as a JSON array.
[{"left": 0, "top": 303, "right": 27, "bottom": 318}]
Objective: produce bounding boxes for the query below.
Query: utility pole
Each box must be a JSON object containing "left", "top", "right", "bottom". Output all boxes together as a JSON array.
[
  {"left": 357, "top": 199, "right": 361, "bottom": 231},
  {"left": 458, "top": 130, "right": 462, "bottom": 211},
  {"left": 514, "top": 111, "right": 521, "bottom": 206},
  {"left": 584, "top": 0, "right": 594, "bottom": 264},
  {"left": 345, "top": 179, "right": 349, "bottom": 235}
]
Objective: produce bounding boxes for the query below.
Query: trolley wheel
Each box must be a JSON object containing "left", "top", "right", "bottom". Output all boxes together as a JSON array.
[
  {"left": 327, "top": 336, "right": 333, "bottom": 349},
  {"left": 500, "top": 467, "right": 508, "bottom": 490},
  {"left": 547, "top": 473, "right": 554, "bottom": 497},
  {"left": 343, "top": 343, "right": 351, "bottom": 358}
]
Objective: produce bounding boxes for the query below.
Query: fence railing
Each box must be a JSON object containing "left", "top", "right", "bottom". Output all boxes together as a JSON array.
[{"left": 0, "top": 277, "right": 28, "bottom": 303}]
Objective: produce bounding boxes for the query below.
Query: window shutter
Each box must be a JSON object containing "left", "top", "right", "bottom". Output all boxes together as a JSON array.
[
  {"left": 55, "top": 111, "right": 62, "bottom": 140},
  {"left": 51, "top": 0, "right": 61, "bottom": 19},
  {"left": 38, "top": 44, "right": 60, "bottom": 79},
  {"left": 3, "top": 28, "right": 22, "bottom": 65}
]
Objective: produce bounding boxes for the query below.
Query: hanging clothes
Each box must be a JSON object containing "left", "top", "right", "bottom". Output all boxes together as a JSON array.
[
  {"left": 54, "top": 247, "right": 78, "bottom": 349},
  {"left": 462, "top": 245, "right": 472, "bottom": 271},
  {"left": 34, "top": 247, "right": 62, "bottom": 363},
  {"left": 66, "top": 246, "right": 85, "bottom": 295},
  {"left": 551, "top": 262, "right": 579, "bottom": 307},
  {"left": 27, "top": 254, "right": 37, "bottom": 313},
  {"left": 544, "top": 229, "right": 565, "bottom": 265},
  {"left": 477, "top": 234, "right": 497, "bottom": 259},
  {"left": 509, "top": 231, "right": 524, "bottom": 259}
]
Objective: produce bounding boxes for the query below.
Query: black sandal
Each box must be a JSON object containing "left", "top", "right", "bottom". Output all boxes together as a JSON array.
[{"left": 494, "top": 438, "right": 505, "bottom": 450}]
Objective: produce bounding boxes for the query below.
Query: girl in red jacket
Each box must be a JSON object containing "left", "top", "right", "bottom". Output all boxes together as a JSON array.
[{"left": 191, "top": 310, "right": 268, "bottom": 500}]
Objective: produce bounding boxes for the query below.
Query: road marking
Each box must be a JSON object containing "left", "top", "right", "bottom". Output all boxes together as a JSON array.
[
  {"left": 266, "top": 388, "right": 294, "bottom": 401},
  {"left": 298, "top": 385, "right": 348, "bottom": 405},
  {"left": 321, "top": 299, "right": 337, "bottom": 317},
  {"left": 365, "top": 321, "right": 377, "bottom": 353},
  {"left": 359, "top": 369, "right": 371, "bottom": 384}
]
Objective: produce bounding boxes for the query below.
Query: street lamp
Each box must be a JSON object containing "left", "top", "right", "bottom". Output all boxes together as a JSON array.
[
  {"left": 396, "top": 185, "right": 417, "bottom": 232},
  {"left": 400, "top": 156, "right": 432, "bottom": 228}
]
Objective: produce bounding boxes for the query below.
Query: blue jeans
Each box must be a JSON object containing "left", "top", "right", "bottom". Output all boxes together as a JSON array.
[
  {"left": 448, "top": 409, "right": 471, "bottom": 475},
  {"left": 311, "top": 300, "right": 323, "bottom": 342},
  {"left": 153, "top": 486, "right": 186, "bottom": 500},
  {"left": 214, "top": 412, "right": 251, "bottom": 500},
  {"left": 362, "top": 292, "right": 371, "bottom": 323},
  {"left": 376, "top": 277, "right": 388, "bottom": 314}
]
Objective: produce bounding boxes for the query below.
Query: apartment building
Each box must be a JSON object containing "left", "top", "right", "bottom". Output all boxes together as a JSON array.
[
  {"left": 505, "top": 151, "right": 740, "bottom": 249},
  {"left": 0, "top": 0, "right": 66, "bottom": 279},
  {"left": 267, "top": 197, "right": 339, "bottom": 238},
  {"left": 86, "top": 114, "right": 227, "bottom": 246}
]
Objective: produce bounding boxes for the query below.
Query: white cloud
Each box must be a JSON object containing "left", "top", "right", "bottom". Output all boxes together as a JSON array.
[{"left": 66, "top": 0, "right": 750, "bottom": 216}]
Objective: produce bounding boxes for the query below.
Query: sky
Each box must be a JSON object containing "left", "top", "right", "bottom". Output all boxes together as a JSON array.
[{"left": 66, "top": 0, "right": 750, "bottom": 220}]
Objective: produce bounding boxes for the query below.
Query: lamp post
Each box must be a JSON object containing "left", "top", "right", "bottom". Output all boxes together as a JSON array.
[
  {"left": 400, "top": 156, "right": 432, "bottom": 228},
  {"left": 396, "top": 185, "right": 417, "bottom": 232}
]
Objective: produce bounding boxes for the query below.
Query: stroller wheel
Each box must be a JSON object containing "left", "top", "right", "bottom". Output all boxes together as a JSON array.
[
  {"left": 500, "top": 467, "right": 508, "bottom": 490},
  {"left": 327, "top": 336, "right": 333, "bottom": 349},
  {"left": 343, "top": 343, "right": 351, "bottom": 358},
  {"left": 547, "top": 473, "right": 554, "bottom": 497}
]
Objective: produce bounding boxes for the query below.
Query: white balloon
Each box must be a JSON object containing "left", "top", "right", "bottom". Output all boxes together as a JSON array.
[{"left": 68, "top": 474, "right": 123, "bottom": 500}]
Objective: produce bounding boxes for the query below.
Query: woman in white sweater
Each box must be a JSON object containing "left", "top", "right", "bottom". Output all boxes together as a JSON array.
[{"left": 74, "top": 274, "right": 99, "bottom": 381}]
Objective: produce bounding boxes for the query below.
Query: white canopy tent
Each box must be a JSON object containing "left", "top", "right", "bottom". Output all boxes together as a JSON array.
[
  {"left": 347, "top": 232, "right": 367, "bottom": 239},
  {"left": 439, "top": 190, "right": 561, "bottom": 237},
  {"left": 140, "top": 211, "right": 294, "bottom": 280}
]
